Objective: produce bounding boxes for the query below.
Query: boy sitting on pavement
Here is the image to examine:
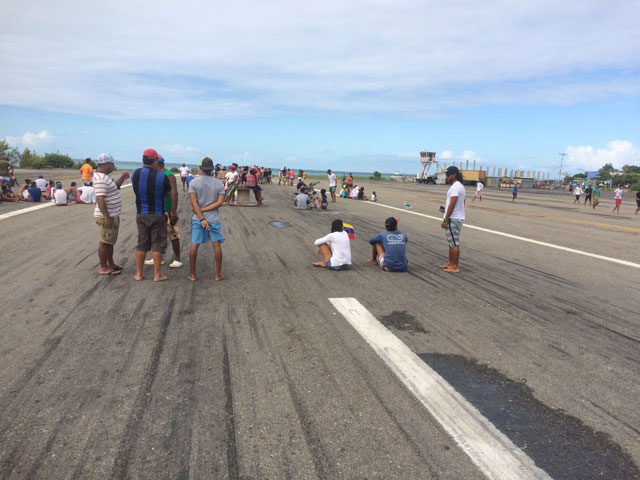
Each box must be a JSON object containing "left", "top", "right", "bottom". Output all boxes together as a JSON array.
[
  {"left": 312, "top": 219, "right": 352, "bottom": 270},
  {"left": 367, "top": 217, "right": 408, "bottom": 272}
]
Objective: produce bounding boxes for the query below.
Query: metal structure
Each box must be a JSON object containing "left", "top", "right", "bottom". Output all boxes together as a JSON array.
[{"left": 418, "top": 151, "right": 437, "bottom": 183}]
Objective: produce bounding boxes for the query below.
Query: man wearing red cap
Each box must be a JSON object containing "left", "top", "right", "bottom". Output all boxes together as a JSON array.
[
  {"left": 224, "top": 164, "right": 239, "bottom": 205},
  {"left": 131, "top": 148, "right": 172, "bottom": 281}
]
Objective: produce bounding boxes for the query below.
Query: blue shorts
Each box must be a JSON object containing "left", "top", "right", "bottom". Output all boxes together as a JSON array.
[
  {"left": 326, "top": 258, "right": 348, "bottom": 271},
  {"left": 191, "top": 220, "right": 226, "bottom": 244}
]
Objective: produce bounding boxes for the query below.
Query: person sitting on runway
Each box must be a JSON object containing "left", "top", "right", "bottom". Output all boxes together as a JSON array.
[
  {"left": 53, "top": 182, "right": 68, "bottom": 206},
  {"left": 320, "top": 188, "right": 328, "bottom": 210},
  {"left": 66, "top": 182, "right": 78, "bottom": 202},
  {"left": 367, "top": 217, "right": 408, "bottom": 272},
  {"left": 76, "top": 182, "right": 96, "bottom": 204},
  {"left": 1, "top": 184, "right": 19, "bottom": 202},
  {"left": 25, "top": 182, "right": 43, "bottom": 202},
  {"left": 312, "top": 219, "right": 352, "bottom": 270},
  {"left": 19, "top": 179, "right": 31, "bottom": 200}
]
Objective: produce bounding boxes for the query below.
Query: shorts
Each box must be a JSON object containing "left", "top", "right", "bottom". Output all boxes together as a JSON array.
[
  {"left": 329, "top": 186, "right": 336, "bottom": 193},
  {"left": 575, "top": 195, "right": 580, "bottom": 200},
  {"left": 445, "top": 220, "right": 463, "bottom": 248},
  {"left": 585, "top": 194, "right": 592, "bottom": 201},
  {"left": 325, "top": 258, "right": 348, "bottom": 271},
  {"left": 513, "top": 192, "right": 517, "bottom": 198},
  {"left": 247, "top": 185, "right": 261, "bottom": 191},
  {"left": 96, "top": 216, "right": 120, "bottom": 245},
  {"left": 378, "top": 254, "right": 388, "bottom": 271},
  {"left": 136, "top": 214, "right": 167, "bottom": 253},
  {"left": 615, "top": 198, "right": 622, "bottom": 205},
  {"left": 0, "top": 176, "right": 9, "bottom": 185},
  {"left": 636, "top": 199, "right": 640, "bottom": 207},
  {"left": 167, "top": 215, "right": 180, "bottom": 241},
  {"left": 181, "top": 176, "right": 188, "bottom": 185},
  {"left": 191, "top": 220, "right": 225, "bottom": 244},
  {"left": 226, "top": 184, "right": 237, "bottom": 197}
]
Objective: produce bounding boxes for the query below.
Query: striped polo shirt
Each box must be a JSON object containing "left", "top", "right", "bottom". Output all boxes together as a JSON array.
[
  {"left": 93, "top": 172, "right": 122, "bottom": 218},
  {"left": 131, "top": 166, "right": 171, "bottom": 215}
]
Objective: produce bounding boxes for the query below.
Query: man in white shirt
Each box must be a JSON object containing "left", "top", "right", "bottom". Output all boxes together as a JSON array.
[
  {"left": 53, "top": 182, "right": 68, "bottom": 206},
  {"left": 612, "top": 186, "right": 623, "bottom": 214},
  {"left": 35, "top": 175, "right": 47, "bottom": 193},
  {"left": 312, "top": 219, "right": 352, "bottom": 270},
  {"left": 179, "top": 163, "right": 190, "bottom": 192},
  {"left": 294, "top": 192, "right": 309, "bottom": 210},
  {"left": 327, "top": 169, "right": 337, "bottom": 203},
  {"left": 573, "top": 184, "right": 583, "bottom": 204},
  {"left": 440, "top": 166, "right": 466, "bottom": 273},
  {"left": 473, "top": 181, "right": 484, "bottom": 202},
  {"left": 76, "top": 182, "right": 96, "bottom": 204}
]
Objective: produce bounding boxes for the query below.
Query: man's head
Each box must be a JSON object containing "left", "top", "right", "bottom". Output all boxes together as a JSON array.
[
  {"left": 182, "top": 163, "right": 186, "bottom": 167},
  {"left": 25, "top": 179, "right": 31, "bottom": 185},
  {"left": 30, "top": 182, "right": 36, "bottom": 187},
  {"left": 385, "top": 217, "right": 398, "bottom": 231},
  {"left": 97, "top": 153, "right": 115, "bottom": 173},
  {"left": 85, "top": 158, "right": 91, "bottom": 164},
  {"left": 142, "top": 148, "right": 159, "bottom": 166},
  {"left": 70, "top": 181, "right": 77, "bottom": 187},
  {"left": 445, "top": 166, "right": 463, "bottom": 184},
  {"left": 38, "top": 175, "right": 44, "bottom": 179},
  {"left": 157, "top": 155, "right": 165, "bottom": 168},
  {"left": 56, "top": 182, "right": 63, "bottom": 189},
  {"left": 327, "top": 169, "right": 332, "bottom": 174},
  {"left": 230, "top": 165, "right": 236, "bottom": 171},
  {"left": 331, "top": 219, "right": 344, "bottom": 233},
  {"left": 200, "top": 156, "right": 214, "bottom": 175}
]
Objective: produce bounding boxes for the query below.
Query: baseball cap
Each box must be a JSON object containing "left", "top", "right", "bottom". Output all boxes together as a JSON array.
[
  {"left": 200, "top": 157, "right": 214, "bottom": 171},
  {"left": 445, "top": 166, "right": 460, "bottom": 176},
  {"left": 157, "top": 155, "right": 165, "bottom": 164},
  {"left": 230, "top": 165, "right": 236, "bottom": 170},
  {"left": 142, "top": 148, "right": 159, "bottom": 160},
  {"left": 96, "top": 153, "right": 114, "bottom": 165}
]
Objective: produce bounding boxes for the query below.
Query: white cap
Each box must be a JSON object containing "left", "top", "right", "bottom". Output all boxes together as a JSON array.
[{"left": 96, "top": 153, "right": 114, "bottom": 165}]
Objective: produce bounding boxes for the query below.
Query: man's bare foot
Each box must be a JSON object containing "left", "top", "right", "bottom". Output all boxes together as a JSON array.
[
  {"left": 366, "top": 258, "right": 377, "bottom": 264},
  {"left": 215, "top": 274, "right": 224, "bottom": 281},
  {"left": 443, "top": 267, "right": 460, "bottom": 273},
  {"left": 154, "top": 275, "right": 168, "bottom": 282},
  {"left": 439, "top": 264, "right": 451, "bottom": 269},
  {"left": 312, "top": 261, "right": 326, "bottom": 267},
  {"left": 134, "top": 274, "right": 143, "bottom": 281},
  {"left": 187, "top": 274, "right": 196, "bottom": 282}
]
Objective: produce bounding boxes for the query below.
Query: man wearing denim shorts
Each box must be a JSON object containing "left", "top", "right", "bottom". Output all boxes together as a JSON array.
[
  {"left": 188, "top": 157, "right": 226, "bottom": 282},
  {"left": 440, "top": 166, "right": 466, "bottom": 273}
]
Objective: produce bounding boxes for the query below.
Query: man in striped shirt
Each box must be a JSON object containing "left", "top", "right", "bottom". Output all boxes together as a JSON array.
[
  {"left": 132, "top": 148, "right": 172, "bottom": 281},
  {"left": 93, "top": 153, "right": 130, "bottom": 276}
]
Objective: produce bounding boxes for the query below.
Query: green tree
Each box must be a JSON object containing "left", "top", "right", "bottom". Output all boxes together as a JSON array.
[
  {"left": 621, "top": 164, "right": 640, "bottom": 174},
  {"left": 613, "top": 173, "right": 640, "bottom": 186},
  {"left": 597, "top": 163, "right": 614, "bottom": 181},
  {"left": 19, "top": 148, "right": 41, "bottom": 168},
  {"left": 43, "top": 151, "right": 74, "bottom": 169},
  {"left": 0, "top": 139, "right": 9, "bottom": 156}
]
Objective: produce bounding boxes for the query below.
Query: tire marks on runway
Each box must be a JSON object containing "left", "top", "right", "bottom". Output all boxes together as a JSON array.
[
  {"left": 222, "top": 334, "right": 240, "bottom": 480},
  {"left": 110, "top": 294, "right": 176, "bottom": 479}
]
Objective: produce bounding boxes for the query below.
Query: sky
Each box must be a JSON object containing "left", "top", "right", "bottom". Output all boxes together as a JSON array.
[{"left": 1, "top": 0, "right": 639, "bottom": 175}]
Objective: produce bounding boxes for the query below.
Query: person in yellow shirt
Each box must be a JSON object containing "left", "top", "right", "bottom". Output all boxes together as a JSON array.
[{"left": 80, "top": 158, "right": 93, "bottom": 185}]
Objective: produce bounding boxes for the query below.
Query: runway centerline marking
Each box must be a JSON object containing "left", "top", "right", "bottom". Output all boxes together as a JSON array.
[
  {"left": 363, "top": 201, "right": 640, "bottom": 269},
  {"left": 329, "top": 297, "right": 551, "bottom": 480},
  {"left": 0, "top": 183, "right": 132, "bottom": 221},
  {"left": 376, "top": 188, "right": 640, "bottom": 233}
]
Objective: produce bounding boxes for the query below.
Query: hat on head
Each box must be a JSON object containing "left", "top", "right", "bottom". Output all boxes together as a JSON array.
[
  {"left": 157, "top": 155, "right": 165, "bottom": 164},
  {"left": 39, "top": 174, "right": 44, "bottom": 178},
  {"left": 97, "top": 153, "right": 114, "bottom": 165},
  {"left": 230, "top": 165, "right": 236, "bottom": 170},
  {"left": 445, "top": 166, "right": 460, "bottom": 176},
  {"left": 56, "top": 182, "right": 63, "bottom": 189},
  {"left": 385, "top": 217, "right": 398, "bottom": 228},
  {"left": 142, "top": 148, "right": 158, "bottom": 160},
  {"left": 200, "top": 157, "right": 214, "bottom": 171}
]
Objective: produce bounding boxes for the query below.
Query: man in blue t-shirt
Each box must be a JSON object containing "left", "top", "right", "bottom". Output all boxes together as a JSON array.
[
  {"left": 26, "top": 182, "right": 42, "bottom": 202},
  {"left": 367, "top": 217, "right": 408, "bottom": 272}
]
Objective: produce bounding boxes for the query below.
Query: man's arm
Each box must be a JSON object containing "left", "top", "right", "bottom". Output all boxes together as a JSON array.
[
  {"left": 190, "top": 192, "right": 210, "bottom": 231},
  {"left": 168, "top": 175, "right": 178, "bottom": 222},
  {"left": 442, "top": 196, "right": 458, "bottom": 228},
  {"left": 114, "top": 172, "right": 130, "bottom": 188},
  {"left": 200, "top": 193, "right": 226, "bottom": 212},
  {"left": 96, "top": 196, "right": 112, "bottom": 228}
]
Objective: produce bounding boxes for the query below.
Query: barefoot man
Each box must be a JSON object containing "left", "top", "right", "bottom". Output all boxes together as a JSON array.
[
  {"left": 440, "top": 166, "right": 466, "bottom": 273},
  {"left": 188, "top": 157, "right": 226, "bottom": 282}
]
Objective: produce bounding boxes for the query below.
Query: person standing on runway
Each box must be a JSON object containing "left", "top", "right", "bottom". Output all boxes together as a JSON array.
[
  {"left": 584, "top": 184, "right": 592, "bottom": 206},
  {"left": 93, "top": 153, "right": 129, "bottom": 276},
  {"left": 179, "top": 163, "right": 190, "bottom": 192},
  {"left": 472, "top": 180, "right": 484, "bottom": 202},
  {"left": 131, "top": 148, "right": 171, "bottom": 281},
  {"left": 573, "top": 184, "right": 583, "bottom": 204},
  {"left": 634, "top": 190, "right": 640, "bottom": 215},
  {"left": 188, "top": 157, "right": 226, "bottom": 282},
  {"left": 327, "top": 169, "right": 337, "bottom": 202},
  {"left": 592, "top": 184, "right": 601, "bottom": 209},
  {"left": 612, "top": 186, "right": 623, "bottom": 214},
  {"left": 440, "top": 166, "right": 466, "bottom": 273}
]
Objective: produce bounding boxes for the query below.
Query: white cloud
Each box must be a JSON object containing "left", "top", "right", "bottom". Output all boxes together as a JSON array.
[
  {"left": 439, "top": 150, "right": 453, "bottom": 159},
  {"left": 564, "top": 140, "right": 640, "bottom": 172},
  {"left": 0, "top": 1, "right": 639, "bottom": 118},
  {"left": 157, "top": 144, "right": 202, "bottom": 159},
  {"left": 5, "top": 131, "right": 56, "bottom": 150}
]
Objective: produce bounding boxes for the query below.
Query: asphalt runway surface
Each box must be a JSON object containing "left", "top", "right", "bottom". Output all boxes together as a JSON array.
[{"left": 1, "top": 171, "right": 639, "bottom": 479}]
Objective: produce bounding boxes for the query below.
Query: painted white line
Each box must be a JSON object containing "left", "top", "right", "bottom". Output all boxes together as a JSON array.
[
  {"left": 363, "top": 201, "right": 640, "bottom": 269},
  {"left": 0, "top": 183, "right": 132, "bottom": 221},
  {"left": 330, "top": 297, "right": 551, "bottom": 480}
]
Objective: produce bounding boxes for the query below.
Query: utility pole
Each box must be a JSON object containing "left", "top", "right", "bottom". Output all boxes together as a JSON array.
[{"left": 558, "top": 152, "right": 567, "bottom": 183}]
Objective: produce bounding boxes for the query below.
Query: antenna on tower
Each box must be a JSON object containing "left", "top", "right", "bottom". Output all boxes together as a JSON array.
[{"left": 558, "top": 152, "right": 567, "bottom": 181}]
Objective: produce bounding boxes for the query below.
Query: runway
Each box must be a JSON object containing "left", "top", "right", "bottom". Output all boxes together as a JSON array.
[{"left": 1, "top": 173, "right": 638, "bottom": 479}]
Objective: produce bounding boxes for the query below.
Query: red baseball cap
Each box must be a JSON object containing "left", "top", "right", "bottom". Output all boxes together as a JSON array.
[{"left": 143, "top": 148, "right": 158, "bottom": 160}]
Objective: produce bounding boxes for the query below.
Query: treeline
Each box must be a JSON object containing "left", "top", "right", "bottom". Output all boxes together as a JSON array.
[
  {"left": 0, "top": 139, "right": 87, "bottom": 169},
  {"left": 569, "top": 162, "right": 640, "bottom": 190}
]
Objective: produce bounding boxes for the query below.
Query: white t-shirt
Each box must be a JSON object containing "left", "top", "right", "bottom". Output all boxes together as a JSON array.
[
  {"left": 615, "top": 188, "right": 623, "bottom": 199},
  {"left": 180, "top": 166, "right": 190, "bottom": 177},
  {"left": 476, "top": 182, "right": 484, "bottom": 192},
  {"left": 574, "top": 186, "right": 583, "bottom": 195},
  {"left": 78, "top": 186, "right": 96, "bottom": 204},
  {"left": 54, "top": 188, "right": 68, "bottom": 205},
  {"left": 370, "top": 193, "right": 376, "bottom": 202},
  {"left": 314, "top": 231, "right": 352, "bottom": 266},
  {"left": 225, "top": 171, "right": 239, "bottom": 185},
  {"left": 35, "top": 178, "right": 47, "bottom": 190},
  {"left": 445, "top": 181, "right": 466, "bottom": 221},
  {"left": 328, "top": 173, "right": 337, "bottom": 187}
]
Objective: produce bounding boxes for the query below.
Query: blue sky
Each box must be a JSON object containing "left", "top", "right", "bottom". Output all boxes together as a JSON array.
[{"left": 1, "top": 0, "right": 639, "bottom": 175}]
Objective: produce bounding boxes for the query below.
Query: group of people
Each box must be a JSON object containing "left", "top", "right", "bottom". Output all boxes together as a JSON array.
[
  {"left": 571, "top": 183, "right": 639, "bottom": 214},
  {"left": 311, "top": 166, "right": 465, "bottom": 274}
]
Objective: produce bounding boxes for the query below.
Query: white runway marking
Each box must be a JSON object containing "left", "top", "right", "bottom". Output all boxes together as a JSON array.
[
  {"left": 329, "top": 297, "right": 551, "bottom": 480},
  {"left": 363, "top": 201, "right": 640, "bottom": 269},
  {"left": 0, "top": 183, "right": 132, "bottom": 221}
]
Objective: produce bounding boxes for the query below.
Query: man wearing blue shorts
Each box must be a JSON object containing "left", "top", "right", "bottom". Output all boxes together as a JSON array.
[
  {"left": 188, "top": 157, "right": 226, "bottom": 282},
  {"left": 440, "top": 166, "right": 466, "bottom": 273}
]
